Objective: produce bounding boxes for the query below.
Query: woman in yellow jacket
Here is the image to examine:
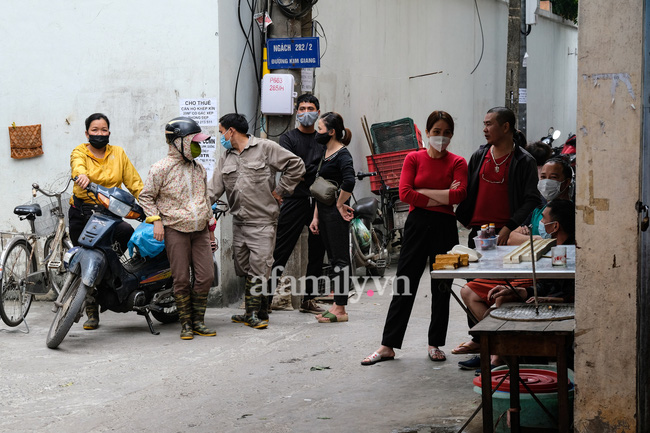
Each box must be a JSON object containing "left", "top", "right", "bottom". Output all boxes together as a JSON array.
[{"left": 69, "top": 113, "right": 144, "bottom": 330}]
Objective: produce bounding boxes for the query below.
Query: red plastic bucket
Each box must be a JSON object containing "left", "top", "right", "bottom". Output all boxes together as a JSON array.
[{"left": 473, "top": 368, "right": 571, "bottom": 393}]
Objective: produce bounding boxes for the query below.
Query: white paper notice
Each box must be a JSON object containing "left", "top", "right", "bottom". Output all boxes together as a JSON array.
[
  {"left": 519, "top": 88, "right": 527, "bottom": 105},
  {"left": 301, "top": 68, "right": 314, "bottom": 92},
  {"left": 194, "top": 137, "right": 217, "bottom": 180},
  {"left": 179, "top": 98, "right": 218, "bottom": 126}
]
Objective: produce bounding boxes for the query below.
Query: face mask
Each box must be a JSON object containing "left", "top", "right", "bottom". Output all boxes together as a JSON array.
[
  {"left": 315, "top": 131, "right": 331, "bottom": 145},
  {"left": 190, "top": 142, "right": 202, "bottom": 158},
  {"left": 297, "top": 111, "right": 319, "bottom": 126},
  {"left": 88, "top": 134, "right": 109, "bottom": 149},
  {"left": 538, "top": 179, "right": 563, "bottom": 201},
  {"left": 220, "top": 132, "right": 232, "bottom": 150},
  {"left": 427, "top": 136, "right": 451, "bottom": 152},
  {"left": 538, "top": 220, "right": 557, "bottom": 239}
]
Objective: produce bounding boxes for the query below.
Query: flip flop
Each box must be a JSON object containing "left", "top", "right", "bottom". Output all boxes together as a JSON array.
[
  {"left": 316, "top": 311, "right": 349, "bottom": 323},
  {"left": 451, "top": 341, "right": 480, "bottom": 355},
  {"left": 361, "top": 351, "right": 395, "bottom": 366},
  {"left": 428, "top": 347, "right": 446, "bottom": 362}
]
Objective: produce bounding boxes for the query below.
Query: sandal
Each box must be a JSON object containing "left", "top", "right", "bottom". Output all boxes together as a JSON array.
[
  {"left": 451, "top": 341, "right": 480, "bottom": 355},
  {"left": 428, "top": 347, "right": 446, "bottom": 362},
  {"left": 361, "top": 351, "right": 395, "bottom": 366},
  {"left": 316, "top": 311, "right": 349, "bottom": 323}
]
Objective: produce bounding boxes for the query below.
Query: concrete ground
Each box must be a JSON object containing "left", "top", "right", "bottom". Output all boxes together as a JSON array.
[{"left": 0, "top": 266, "right": 486, "bottom": 433}]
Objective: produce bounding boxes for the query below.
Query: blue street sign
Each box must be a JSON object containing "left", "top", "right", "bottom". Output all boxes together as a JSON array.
[{"left": 267, "top": 37, "right": 320, "bottom": 69}]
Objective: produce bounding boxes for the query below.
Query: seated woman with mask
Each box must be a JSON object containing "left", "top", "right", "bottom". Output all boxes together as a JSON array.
[{"left": 507, "top": 157, "right": 573, "bottom": 245}]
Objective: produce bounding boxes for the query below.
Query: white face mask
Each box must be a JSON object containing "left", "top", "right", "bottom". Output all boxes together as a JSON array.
[
  {"left": 538, "top": 179, "right": 564, "bottom": 202},
  {"left": 427, "top": 135, "right": 451, "bottom": 152}
]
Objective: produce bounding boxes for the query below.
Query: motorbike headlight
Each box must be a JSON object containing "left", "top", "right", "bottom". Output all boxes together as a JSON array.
[
  {"left": 108, "top": 196, "right": 131, "bottom": 217},
  {"left": 63, "top": 246, "right": 80, "bottom": 270}
]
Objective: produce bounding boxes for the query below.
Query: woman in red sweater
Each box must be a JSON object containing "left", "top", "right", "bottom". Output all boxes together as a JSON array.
[{"left": 362, "top": 110, "right": 468, "bottom": 365}]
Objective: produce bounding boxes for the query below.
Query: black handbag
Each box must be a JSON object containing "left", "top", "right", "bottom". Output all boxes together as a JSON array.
[{"left": 309, "top": 156, "right": 339, "bottom": 206}]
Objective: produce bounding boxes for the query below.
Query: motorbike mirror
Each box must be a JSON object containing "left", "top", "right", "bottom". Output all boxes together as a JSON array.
[{"left": 552, "top": 130, "right": 562, "bottom": 140}]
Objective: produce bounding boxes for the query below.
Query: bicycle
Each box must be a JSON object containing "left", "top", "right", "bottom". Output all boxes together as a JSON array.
[{"left": 0, "top": 178, "right": 73, "bottom": 329}]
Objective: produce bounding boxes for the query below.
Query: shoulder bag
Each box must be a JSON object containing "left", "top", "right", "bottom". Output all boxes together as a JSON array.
[{"left": 309, "top": 155, "right": 339, "bottom": 206}]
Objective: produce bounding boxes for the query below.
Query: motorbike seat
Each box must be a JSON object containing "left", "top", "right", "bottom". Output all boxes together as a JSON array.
[
  {"left": 14, "top": 204, "right": 42, "bottom": 217},
  {"left": 353, "top": 197, "right": 379, "bottom": 220}
]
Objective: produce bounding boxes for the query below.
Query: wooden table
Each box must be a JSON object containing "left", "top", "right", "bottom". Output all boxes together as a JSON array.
[
  {"left": 470, "top": 314, "right": 574, "bottom": 433},
  {"left": 429, "top": 245, "right": 576, "bottom": 432}
]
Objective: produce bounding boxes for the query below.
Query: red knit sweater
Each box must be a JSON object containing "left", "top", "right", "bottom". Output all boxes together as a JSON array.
[{"left": 399, "top": 149, "right": 468, "bottom": 216}]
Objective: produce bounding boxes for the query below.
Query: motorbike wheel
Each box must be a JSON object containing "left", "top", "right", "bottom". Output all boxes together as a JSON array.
[
  {"left": 0, "top": 239, "right": 36, "bottom": 327},
  {"left": 151, "top": 309, "right": 179, "bottom": 324},
  {"left": 366, "top": 230, "right": 390, "bottom": 277},
  {"left": 43, "top": 232, "right": 74, "bottom": 296},
  {"left": 46, "top": 276, "right": 87, "bottom": 349}
]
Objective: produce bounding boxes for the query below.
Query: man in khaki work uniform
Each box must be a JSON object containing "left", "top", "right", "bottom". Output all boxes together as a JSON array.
[{"left": 208, "top": 113, "right": 306, "bottom": 329}]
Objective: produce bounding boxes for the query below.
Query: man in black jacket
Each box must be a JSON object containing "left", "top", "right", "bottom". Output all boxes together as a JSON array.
[
  {"left": 268, "top": 94, "right": 327, "bottom": 315},
  {"left": 456, "top": 107, "right": 541, "bottom": 247}
]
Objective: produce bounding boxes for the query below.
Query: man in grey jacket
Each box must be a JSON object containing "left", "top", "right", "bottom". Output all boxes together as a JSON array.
[{"left": 208, "top": 113, "right": 306, "bottom": 329}]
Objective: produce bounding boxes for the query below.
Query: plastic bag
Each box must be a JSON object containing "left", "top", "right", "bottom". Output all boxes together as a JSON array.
[
  {"left": 128, "top": 222, "right": 165, "bottom": 258},
  {"left": 351, "top": 218, "right": 371, "bottom": 252}
]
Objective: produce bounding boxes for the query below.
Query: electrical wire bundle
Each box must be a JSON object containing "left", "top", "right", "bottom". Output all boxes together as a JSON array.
[{"left": 273, "top": 0, "right": 318, "bottom": 19}]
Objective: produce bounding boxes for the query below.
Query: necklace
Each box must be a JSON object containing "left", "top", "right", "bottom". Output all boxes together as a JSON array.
[{"left": 490, "top": 145, "right": 513, "bottom": 173}]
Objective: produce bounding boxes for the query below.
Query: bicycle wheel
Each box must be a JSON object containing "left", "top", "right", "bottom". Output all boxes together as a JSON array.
[
  {"left": 0, "top": 239, "right": 36, "bottom": 326},
  {"left": 46, "top": 276, "right": 87, "bottom": 349},
  {"left": 44, "top": 232, "right": 73, "bottom": 295}
]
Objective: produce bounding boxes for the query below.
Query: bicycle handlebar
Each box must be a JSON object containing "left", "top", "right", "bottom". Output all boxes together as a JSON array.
[
  {"left": 32, "top": 177, "right": 73, "bottom": 198},
  {"left": 356, "top": 171, "right": 377, "bottom": 180}
]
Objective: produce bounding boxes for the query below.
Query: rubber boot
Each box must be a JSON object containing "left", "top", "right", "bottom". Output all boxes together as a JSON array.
[
  {"left": 191, "top": 292, "right": 216, "bottom": 336},
  {"left": 174, "top": 293, "right": 194, "bottom": 340},
  {"left": 258, "top": 294, "right": 270, "bottom": 323},
  {"left": 83, "top": 303, "right": 99, "bottom": 330},
  {"left": 231, "top": 277, "right": 267, "bottom": 329}
]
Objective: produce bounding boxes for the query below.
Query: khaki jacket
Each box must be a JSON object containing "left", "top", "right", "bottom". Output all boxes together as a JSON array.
[{"left": 208, "top": 135, "right": 305, "bottom": 225}]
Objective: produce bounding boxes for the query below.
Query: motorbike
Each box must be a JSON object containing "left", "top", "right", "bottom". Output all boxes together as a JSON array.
[
  {"left": 349, "top": 172, "right": 390, "bottom": 277},
  {"left": 542, "top": 127, "right": 577, "bottom": 169},
  {"left": 45, "top": 180, "right": 226, "bottom": 349}
]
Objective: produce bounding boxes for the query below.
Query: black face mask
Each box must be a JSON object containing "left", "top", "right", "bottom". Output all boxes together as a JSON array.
[
  {"left": 88, "top": 134, "right": 110, "bottom": 149},
  {"left": 315, "top": 132, "right": 331, "bottom": 145}
]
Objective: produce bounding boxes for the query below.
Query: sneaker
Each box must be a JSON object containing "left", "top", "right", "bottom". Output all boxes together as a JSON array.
[
  {"left": 299, "top": 299, "right": 325, "bottom": 314},
  {"left": 458, "top": 356, "right": 481, "bottom": 370}
]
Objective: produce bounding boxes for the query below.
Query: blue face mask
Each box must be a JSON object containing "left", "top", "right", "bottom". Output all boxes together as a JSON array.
[
  {"left": 538, "top": 220, "right": 557, "bottom": 239},
  {"left": 220, "top": 132, "right": 232, "bottom": 150}
]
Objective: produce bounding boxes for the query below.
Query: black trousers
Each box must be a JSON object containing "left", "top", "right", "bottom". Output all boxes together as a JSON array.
[
  {"left": 68, "top": 204, "right": 134, "bottom": 254},
  {"left": 317, "top": 203, "right": 351, "bottom": 306},
  {"left": 381, "top": 208, "right": 458, "bottom": 349},
  {"left": 272, "top": 198, "right": 325, "bottom": 300}
]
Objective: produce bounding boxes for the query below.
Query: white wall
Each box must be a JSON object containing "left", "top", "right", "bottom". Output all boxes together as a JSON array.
[
  {"left": 313, "top": 0, "right": 577, "bottom": 198},
  {"left": 0, "top": 0, "right": 220, "bottom": 229},
  {"left": 313, "top": 0, "right": 507, "bottom": 198},
  {"left": 526, "top": 9, "right": 578, "bottom": 144}
]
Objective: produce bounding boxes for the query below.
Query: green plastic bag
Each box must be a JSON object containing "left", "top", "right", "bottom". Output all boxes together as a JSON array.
[{"left": 352, "top": 218, "right": 371, "bottom": 251}]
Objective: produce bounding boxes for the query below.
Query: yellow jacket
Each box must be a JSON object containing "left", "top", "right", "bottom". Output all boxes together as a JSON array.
[{"left": 70, "top": 143, "right": 143, "bottom": 204}]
